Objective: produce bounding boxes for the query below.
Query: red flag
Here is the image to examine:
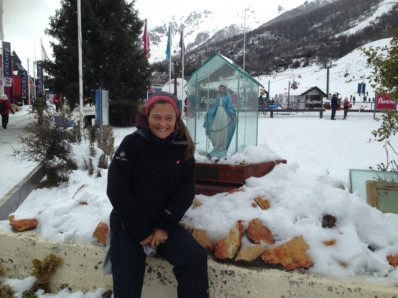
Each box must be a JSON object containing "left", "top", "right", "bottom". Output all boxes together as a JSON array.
[
  {"left": 143, "top": 19, "right": 150, "bottom": 59},
  {"left": 179, "top": 29, "right": 185, "bottom": 65}
]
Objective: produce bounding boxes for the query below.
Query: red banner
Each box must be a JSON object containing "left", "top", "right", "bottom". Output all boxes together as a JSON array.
[
  {"left": 375, "top": 93, "right": 396, "bottom": 110},
  {"left": 143, "top": 20, "right": 150, "bottom": 59}
]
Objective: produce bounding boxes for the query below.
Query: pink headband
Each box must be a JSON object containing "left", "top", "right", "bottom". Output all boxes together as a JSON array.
[{"left": 146, "top": 92, "right": 180, "bottom": 117}]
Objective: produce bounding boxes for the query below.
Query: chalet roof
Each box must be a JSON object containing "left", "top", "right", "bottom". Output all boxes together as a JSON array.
[
  {"left": 299, "top": 86, "right": 327, "bottom": 97},
  {"left": 188, "top": 54, "right": 264, "bottom": 88}
]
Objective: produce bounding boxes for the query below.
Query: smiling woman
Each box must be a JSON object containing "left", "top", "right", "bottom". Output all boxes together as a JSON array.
[{"left": 106, "top": 91, "right": 209, "bottom": 297}]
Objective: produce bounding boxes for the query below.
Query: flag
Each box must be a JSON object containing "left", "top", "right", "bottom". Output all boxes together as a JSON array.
[
  {"left": 143, "top": 19, "right": 150, "bottom": 59},
  {"left": 0, "top": 0, "right": 4, "bottom": 40},
  {"left": 179, "top": 29, "right": 185, "bottom": 66},
  {"left": 166, "top": 25, "right": 171, "bottom": 61},
  {"left": 41, "top": 41, "right": 49, "bottom": 60}
]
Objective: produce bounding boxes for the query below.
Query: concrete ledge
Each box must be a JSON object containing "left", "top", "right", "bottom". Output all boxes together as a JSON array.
[
  {"left": 0, "top": 231, "right": 397, "bottom": 297},
  {"left": 0, "top": 162, "right": 45, "bottom": 220}
]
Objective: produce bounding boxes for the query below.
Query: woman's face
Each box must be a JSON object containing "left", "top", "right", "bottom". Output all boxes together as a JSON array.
[
  {"left": 219, "top": 85, "right": 226, "bottom": 93},
  {"left": 148, "top": 102, "right": 177, "bottom": 139}
]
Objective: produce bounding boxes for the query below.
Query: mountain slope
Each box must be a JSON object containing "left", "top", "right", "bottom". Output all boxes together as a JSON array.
[{"left": 147, "top": 0, "right": 398, "bottom": 80}]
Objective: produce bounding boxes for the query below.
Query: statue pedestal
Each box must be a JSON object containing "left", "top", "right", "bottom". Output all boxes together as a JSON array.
[{"left": 195, "top": 159, "right": 287, "bottom": 196}]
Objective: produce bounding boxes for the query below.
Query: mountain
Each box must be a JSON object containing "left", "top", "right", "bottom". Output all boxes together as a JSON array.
[{"left": 146, "top": 0, "right": 398, "bottom": 80}]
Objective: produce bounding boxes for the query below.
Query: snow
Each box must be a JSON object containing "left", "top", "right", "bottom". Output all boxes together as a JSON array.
[
  {"left": 1, "top": 38, "right": 398, "bottom": 296},
  {"left": 336, "top": 0, "right": 398, "bottom": 37}
]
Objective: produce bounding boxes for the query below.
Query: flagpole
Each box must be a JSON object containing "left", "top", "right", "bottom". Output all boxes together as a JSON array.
[
  {"left": 27, "top": 58, "right": 31, "bottom": 105},
  {"left": 243, "top": 7, "right": 247, "bottom": 71},
  {"left": 40, "top": 38, "right": 45, "bottom": 97},
  {"left": 77, "top": 0, "right": 84, "bottom": 131},
  {"left": 0, "top": 0, "right": 4, "bottom": 96},
  {"left": 180, "top": 29, "right": 185, "bottom": 105},
  {"left": 168, "top": 24, "right": 171, "bottom": 93}
]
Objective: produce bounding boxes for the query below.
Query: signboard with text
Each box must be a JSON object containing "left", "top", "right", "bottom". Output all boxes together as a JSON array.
[
  {"left": 375, "top": 93, "right": 396, "bottom": 111},
  {"left": 2, "top": 41, "right": 12, "bottom": 78}
]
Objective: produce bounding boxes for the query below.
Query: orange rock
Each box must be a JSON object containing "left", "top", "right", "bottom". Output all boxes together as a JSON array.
[
  {"left": 323, "top": 239, "right": 336, "bottom": 246},
  {"left": 262, "top": 236, "right": 313, "bottom": 271},
  {"left": 214, "top": 221, "right": 244, "bottom": 260},
  {"left": 93, "top": 222, "right": 109, "bottom": 246},
  {"left": 8, "top": 214, "right": 38, "bottom": 232},
  {"left": 192, "top": 229, "right": 214, "bottom": 251},
  {"left": 236, "top": 244, "right": 265, "bottom": 262},
  {"left": 253, "top": 196, "right": 270, "bottom": 210},
  {"left": 387, "top": 255, "right": 398, "bottom": 267},
  {"left": 246, "top": 218, "right": 274, "bottom": 245},
  {"left": 192, "top": 199, "right": 203, "bottom": 209}
]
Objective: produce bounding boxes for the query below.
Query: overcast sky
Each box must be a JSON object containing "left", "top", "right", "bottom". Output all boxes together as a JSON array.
[{"left": 2, "top": 0, "right": 305, "bottom": 73}]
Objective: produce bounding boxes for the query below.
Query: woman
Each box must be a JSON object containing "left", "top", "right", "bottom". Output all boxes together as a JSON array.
[
  {"left": 107, "top": 91, "right": 209, "bottom": 298},
  {"left": 203, "top": 82, "right": 237, "bottom": 158},
  {"left": 0, "top": 94, "right": 15, "bottom": 129}
]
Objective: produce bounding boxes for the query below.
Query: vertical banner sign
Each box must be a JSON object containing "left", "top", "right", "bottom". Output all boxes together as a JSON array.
[
  {"left": 375, "top": 93, "right": 396, "bottom": 111},
  {"left": 21, "top": 70, "right": 28, "bottom": 99},
  {"left": 36, "top": 63, "right": 43, "bottom": 97},
  {"left": 357, "top": 83, "right": 366, "bottom": 95},
  {"left": 0, "top": 54, "right": 2, "bottom": 77},
  {"left": 3, "top": 41, "right": 11, "bottom": 78}
]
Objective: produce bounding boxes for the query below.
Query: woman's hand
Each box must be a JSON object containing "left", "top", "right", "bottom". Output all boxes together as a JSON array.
[
  {"left": 139, "top": 234, "right": 153, "bottom": 245},
  {"left": 150, "top": 229, "right": 169, "bottom": 247}
]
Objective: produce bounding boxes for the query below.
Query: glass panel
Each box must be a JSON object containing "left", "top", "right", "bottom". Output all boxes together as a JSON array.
[
  {"left": 349, "top": 169, "right": 398, "bottom": 201},
  {"left": 377, "top": 189, "right": 398, "bottom": 213},
  {"left": 186, "top": 54, "right": 261, "bottom": 158}
]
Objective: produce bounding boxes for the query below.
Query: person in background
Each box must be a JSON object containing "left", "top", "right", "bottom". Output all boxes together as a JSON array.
[
  {"left": 53, "top": 94, "right": 63, "bottom": 112},
  {"left": 330, "top": 93, "right": 338, "bottom": 120},
  {"left": 203, "top": 82, "right": 237, "bottom": 158},
  {"left": 134, "top": 104, "right": 148, "bottom": 130},
  {"left": 343, "top": 96, "right": 350, "bottom": 120},
  {"left": 258, "top": 88, "right": 266, "bottom": 114},
  {"left": 107, "top": 91, "right": 209, "bottom": 298},
  {"left": 0, "top": 94, "right": 15, "bottom": 129}
]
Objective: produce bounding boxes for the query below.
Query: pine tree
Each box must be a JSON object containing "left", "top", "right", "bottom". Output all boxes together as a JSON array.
[{"left": 42, "top": 0, "right": 149, "bottom": 109}]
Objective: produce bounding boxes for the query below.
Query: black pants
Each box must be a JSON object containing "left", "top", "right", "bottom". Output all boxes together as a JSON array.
[
  {"left": 110, "top": 225, "right": 209, "bottom": 298},
  {"left": 343, "top": 109, "right": 348, "bottom": 119},
  {"left": 331, "top": 108, "right": 336, "bottom": 119},
  {"left": 1, "top": 114, "right": 9, "bottom": 128}
]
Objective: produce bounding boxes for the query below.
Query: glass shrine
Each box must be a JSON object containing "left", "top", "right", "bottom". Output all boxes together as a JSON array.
[{"left": 185, "top": 54, "right": 263, "bottom": 158}]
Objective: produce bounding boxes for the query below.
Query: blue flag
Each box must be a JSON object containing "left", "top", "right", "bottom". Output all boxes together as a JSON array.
[{"left": 166, "top": 25, "right": 171, "bottom": 60}]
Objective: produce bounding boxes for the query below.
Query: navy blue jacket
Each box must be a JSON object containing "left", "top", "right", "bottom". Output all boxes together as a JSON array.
[
  {"left": 107, "top": 129, "right": 195, "bottom": 243},
  {"left": 331, "top": 95, "right": 339, "bottom": 109}
]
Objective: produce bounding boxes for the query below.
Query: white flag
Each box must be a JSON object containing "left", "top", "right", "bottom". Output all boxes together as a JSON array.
[{"left": 41, "top": 42, "right": 49, "bottom": 60}]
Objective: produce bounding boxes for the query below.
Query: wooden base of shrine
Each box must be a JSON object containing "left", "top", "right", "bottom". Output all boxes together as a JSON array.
[{"left": 195, "top": 159, "right": 287, "bottom": 196}]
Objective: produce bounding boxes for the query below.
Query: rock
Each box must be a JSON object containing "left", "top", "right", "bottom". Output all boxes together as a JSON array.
[
  {"left": 261, "top": 236, "right": 313, "bottom": 271},
  {"left": 192, "top": 228, "right": 214, "bottom": 251},
  {"left": 246, "top": 218, "right": 274, "bottom": 245},
  {"left": 235, "top": 244, "right": 265, "bottom": 262},
  {"left": 214, "top": 221, "right": 244, "bottom": 260},
  {"left": 322, "top": 214, "right": 337, "bottom": 228},
  {"left": 253, "top": 196, "right": 270, "bottom": 210},
  {"left": 387, "top": 255, "right": 398, "bottom": 267},
  {"left": 192, "top": 199, "right": 203, "bottom": 209},
  {"left": 93, "top": 222, "right": 109, "bottom": 246},
  {"left": 8, "top": 214, "right": 38, "bottom": 232},
  {"left": 323, "top": 239, "right": 336, "bottom": 246}
]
